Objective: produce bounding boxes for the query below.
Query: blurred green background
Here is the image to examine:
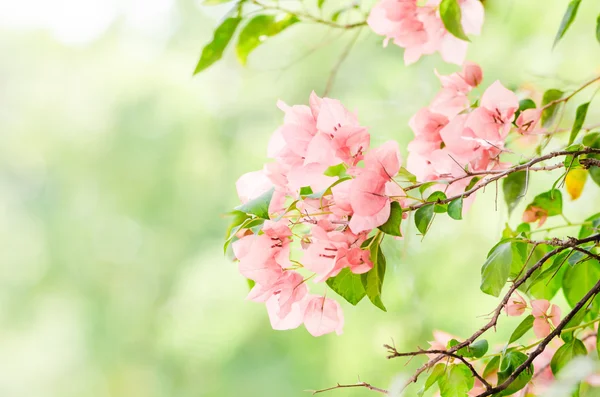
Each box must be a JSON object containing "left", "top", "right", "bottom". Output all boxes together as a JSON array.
[{"left": 1, "top": 0, "right": 600, "bottom": 396}]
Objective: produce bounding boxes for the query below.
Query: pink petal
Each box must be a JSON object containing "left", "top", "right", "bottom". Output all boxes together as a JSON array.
[
  {"left": 531, "top": 299, "right": 551, "bottom": 318},
  {"left": 236, "top": 170, "right": 273, "bottom": 204},
  {"left": 348, "top": 200, "right": 391, "bottom": 234},
  {"left": 303, "top": 295, "right": 344, "bottom": 336},
  {"left": 533, "top": 317, "right": 552, "bottom": 338}
]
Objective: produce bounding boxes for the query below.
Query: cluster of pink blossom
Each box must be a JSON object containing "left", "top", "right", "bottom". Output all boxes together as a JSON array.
[
  {"left": 233, "top": 92, "right": 407, "bottom": 336},
  {"left": 504, "top": 292, "right": 561, "bottom": 338},
  {"left": 405, "top": 62, "right": 535, "bottom": 201},
  {"left": 367, "top": 0, "right": 485, "bottom": 65}
]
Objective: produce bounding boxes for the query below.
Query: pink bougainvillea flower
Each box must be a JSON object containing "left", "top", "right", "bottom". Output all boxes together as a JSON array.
[
  {"left": 465, "top": 81, "right": 519, "bottom": 144},
  {"left": 248, "top": 271, "right": 308, "bottom": 317},
  {"left": 531, "top": 299, "right": 561, "bottom": 338},
  {"left": 522, "top": 205, "right": 548, "bottom": 227},
  {"left": 504, "top": 291, "right": 528, "bottom": 316},
  {"left": 303, "top": 295, "right": 344, "bottom": 336},
  {"left": 266, "top": 292, "right": 308, "bottom": 331},
  {"left": 516, "top": 108, "right": 543, "bottom": 135},
  {"left": 367, "top": 0, "right": 484, "bottom": 65},
  {"left": 235, "top": 170, "right": 273, "bottom": 204}
]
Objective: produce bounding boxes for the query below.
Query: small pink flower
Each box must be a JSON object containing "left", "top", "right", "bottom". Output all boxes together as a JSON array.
[
  {"left": 504, "top": 292, "right": 527, "bottom": 316},
  {"left": 531, "top": 299, "right": 561, "bottom": 338},
  {"left": 523, "top": 205, "right": 548, "bottom": 227},
  {"left": 516, "top": 108, "right": 543, "bottom": 135},
  {"left": 303, "top": 295, "right": 344, "bottom": 336}
]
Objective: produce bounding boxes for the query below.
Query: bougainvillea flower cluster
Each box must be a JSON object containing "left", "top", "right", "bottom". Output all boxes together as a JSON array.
[{"left": 367, "top": 0, "right": 485, "bottom": 65}]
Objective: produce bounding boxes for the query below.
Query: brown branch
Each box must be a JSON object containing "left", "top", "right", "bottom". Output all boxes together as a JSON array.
[
  {"left": 580, "top": 158, "right": 600, "bottom": 169},
  {"left": 384, "top": 346, "right": 492, "bottom": 390},
  {"left": 398, "top": 234, "right": 600, "bottom": 391},
  {"left": 541, "top": 75, "right": 600, "bottom": 110},
  {"left": 250, "top": 0, "right": 367, "bottom": 29},
  {"left": 403, "top": 163, "right": 564, "bottom": 192},
  {"left": 308, "top": 381, "right": 388, "bottom": 395},
  {"left": 404, "top": 148, "right": 600, "bottom": 212},
  {"left": 476, "top": 254, "right": 600, "bottom": 397}
]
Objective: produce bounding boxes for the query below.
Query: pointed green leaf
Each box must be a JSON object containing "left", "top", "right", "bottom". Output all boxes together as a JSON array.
[
  {"left": 503, "top": 171, "right": 528, "bottom": 215},
  {"left": 541, "top": 89, "right": 564, "bottom": 127},
  {"left": 438, "top": 364, "right": 474, "bottom": 397},
  {"left": 563, "top": 259, "right": 600, "bottom": 313},
  {"left": 378, "top": 201, "right": 403, "bottom": 237},
  {"left": 483, "top": 356, "right": 501, "bottom": 379},
  {"left": 553, "top": 0, "right": 582, "bottom": 48},
  {"left": 439, "top": 0, "right": 470, "bottom": 42},
  {"left": 236, "top": 14, "right": 299, "bottom": 65},
  {"left": 497, "top": 351, "right": 534, "bottom": 396},
  {"left": 234, "top": 188, "right": 274, "bottom": 219},
  {"left": 569, "top": 102, "right": 590, "bottom": 145},
  {"left": 326, "top": 268, "right": 366, "bottom": 305},
  {"left": 194, "top": 17, "right": 242, "bottom": 74},
  {"left": 509, "top": 315, "right": 535, "bottom": 344},
  {"left": 551, "top": 339, "right": 587, "bottom": 375},
  {"left": 415, "top": 204, "right": 435, "bottom": 235},
  {"left": 481, "top": 242, "right": 513, "bottom": 297},
  {"left": 428, "top": 191, "right": 448, "bottom": 213},
  {"left": 361, "top": 241, "right": 387, "bottom": 311},
  {"left": 597, "top": 14, "right": 600, "bottom": 44},
  {"left": 448, "top": 197, "right": 463, "bottom": 220},
  {"left": 579, "top": 213, "right": 600, "bottom": 239}
]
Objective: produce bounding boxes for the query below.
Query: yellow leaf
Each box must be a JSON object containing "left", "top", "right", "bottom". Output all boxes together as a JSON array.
[{"left": 566, "top": 169, "right": 588, "bottom": 200}]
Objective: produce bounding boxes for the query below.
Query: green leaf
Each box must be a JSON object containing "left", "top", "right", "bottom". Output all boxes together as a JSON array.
[
  {"left": 439, "top": 0, "right": 470, "bottom": 42},
  {"left": 481, "top": 242, "right": 514, "bottom": 297},
  {"left": 509, "top": 315, "right": 535, "bottom": 344},
  {"left": 583, "top": 133, "right": 600, "bottom": 187},
  {"left": 553, "top": 0, "right": 582, "bottom": 48},
  {"left": 236, "top": 14, "right": 299, "bottom": 65},
  {"left": 483, "top": 356, "right": 501, "bottom": 379},
  {"left": 318, "top": 0, "right": 326, "bottom": 8},
  {"left": 457, "top": 339, "right": 488, "bottom": 358},
  {"left": 378, "top": 201, "right": 403, "bottom": 237},
  {"left": 247, "top": 278, "right": 255, "bottom": 290},
  {"left": 234, "top": 188, "right": 274, "bottom": 219},
  {"left": 419, "top": 181, "right": 441, "bottom": 195},
  {"left": 516, "top": 98, "right": 537, "bottom": 118},
  {"left": 579, "top": 213, "right": 600, "bottom": 239},
  {"left": 569, "top": 102, "right": 590, "bottom": 145},
  {"left": 225, "top": 210, "right": 250, "bottom": 240},
  {"left": 497, "top": 351, "right": 534, "bottom": 396},
  {"left": 194, "top": 17, "right": 242, "bottom": 74},
  {"left": 427, "top": 191, "right": 448, "bottom": 213},
  {"left": 561, "top": 309, "right": 588, "bottom": 342},
  {"left": 465, "top": 177, "right": 480, "bottom": 191},
  {"left": 597, "top": 14, "right": 600, "bottom": 44},
  {"left": 563, "top": 259, "right": 600, "bottom": 313},
  {"left": 324, "top": 163, "right": 348, "bottom": 178},
  {"left": 223, "top": 217, "right": 264, "bottom": 254},
  {"left": 398, "top": 167, "right": 417, "bottom": 183},
  {"left": 550, "top": 339, "right": 587, "bottom": 375},
  {"left": 326, "top": 268, "right": 366, "bottom": 305},
  {"left": 596, "top": 333, "right": 600, "bottom": 359},
  {"left": 541, "top": 89, "right": 564, "bottom": 127},
  {"left": 503, "top": 171, "right": 528, "bottom": 215},
  {"left": 448, "top": 197, "right": 464, "bottom": 220},
  {"left": 361, "top": 241, "right": 387, "bottom": 311},
  {"left": 415, "top": 204, "right": 435, "bottom": 235},
  {"left": 418, "top": 364, "right": 446, "bottom": 397},
  {"left": 438, "top": 364, "right": 474, "bottom": 397}
]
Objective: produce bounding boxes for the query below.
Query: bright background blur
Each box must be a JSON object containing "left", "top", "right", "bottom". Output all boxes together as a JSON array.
[{"left": 1, "top": 1, "right": 600, "bottom": 396}]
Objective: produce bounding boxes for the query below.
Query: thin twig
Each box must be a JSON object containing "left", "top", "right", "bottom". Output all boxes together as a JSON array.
[
  {"left": 308, "top": 381, "right": 388, "bottom": 395},
  {"left": 384, "top": 346, "right": 492, "bottom": 390},
  {"left": 404, "top": 148, "right": 600, "bottom": 212},
  {"left": 250, "top": 0, "right": 367, "bottom": 29},
  {"left": 323, "top": 28, "right": 362, "bottom": 96}
]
